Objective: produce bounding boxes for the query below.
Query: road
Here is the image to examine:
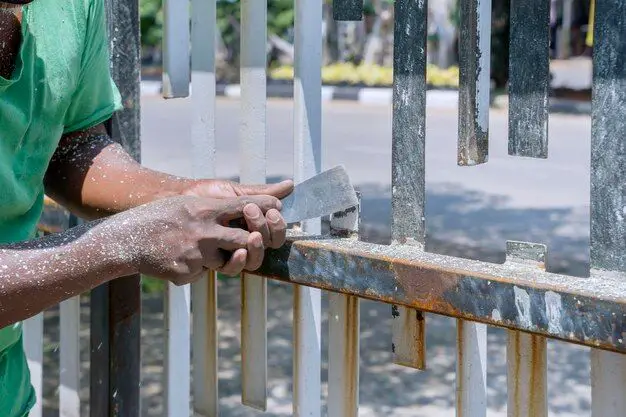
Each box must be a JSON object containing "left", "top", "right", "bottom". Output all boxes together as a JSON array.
[{"left": 142, "top": 96, "right": 591, "bottom": 274}]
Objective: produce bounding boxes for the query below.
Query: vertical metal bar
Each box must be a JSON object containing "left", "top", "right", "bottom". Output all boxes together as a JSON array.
[
  {"left": 591, "top": 350, "right": 626, "bottom": 416},
  {"left": 590, "top": 1, "right": 626, "bottom": 415},
  {"left": 558, "top": 0, "right": 573, "bottom": 59},
  {"left": 390, "top": 0, "right": 428, "bottom": 371},
  {"left": 60, "top": 297, "right": 81, "bottom": 417},
  {"left": 239, "top": 1, "right": 269, "bottom": 410},
  {"left": 164, "top": 284, "right": 191, "bottom": 416},
  {"left": 508, "top": 0, "right": 550, "bottom": 158},
  {"left": 507, "top": 332, "right": 547, "bottom": 417},
  {"left": 190, "top": 0, "right": 218, "bottom": 414},
  {"left": 162, "top": 0, "right": 191, "bottom": 98},
  {"left": 328, "top": 196, "right": 361, "bottom": 417},
  {"left": 456, "top": 320, "right": 487, "bottom": 417},
  {"left": 333, "top": 0, "right": 363, "bottom": 21},
  {"left": 23, "top": 314, "right": 43, "bottom": 417},
  {"left": 90, "top": 0, "right": 142, "bottom": 415},
  {"left": 90, "top": 285, "right": 109, "bottom": 417},
  {"left": 505, "top": 241, "right": 548, "bottom": 417},
  {"left": 458, "top": 0, "right": 491, "bottom": 166},
  {"left": 293, "top": 0, "right": 323, "bottom": 413},
  {"left": 589, "top": 0, "right": 626, "bottom": 273}
]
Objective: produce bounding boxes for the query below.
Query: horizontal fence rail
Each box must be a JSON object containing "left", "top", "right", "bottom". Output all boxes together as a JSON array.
[{"left": 258, "top": 236, "right": 626, "bottom": 354}]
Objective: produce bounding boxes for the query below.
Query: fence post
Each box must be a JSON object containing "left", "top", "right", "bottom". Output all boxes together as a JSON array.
[
  {"left": 589, "top": 1, "right": 626, "bottom": 415},
  {"left": 240, "top": 0, "right": 269, "bottom": 410},
  {"left": 190, "top": 0, "right": 219, "bottom": 414},
  {"left": 23, "top": 314, "right": 43, "bottom": 417},
  {"left": 293, "top": 0, "right": 323, "bottom": 413},
  {"left": 328, "top": 194, "right": 361, "bottom": 417},
  {"left": 505, "top": 241, "right": 548, "bottom": 417},
  {"left": 90, "top": 0, "right": 141, "bottom": 415},
  {"left": 390, "top": 0, "right": 428, "bottom": 372}
]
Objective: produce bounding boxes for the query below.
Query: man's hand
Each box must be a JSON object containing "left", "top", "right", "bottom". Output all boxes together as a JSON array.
[
  {"left": 181, "top": 179, "right": 294, "bottom": 249},
  {"left": 112, "top": 194, "right": 284, "bottom": 282}
]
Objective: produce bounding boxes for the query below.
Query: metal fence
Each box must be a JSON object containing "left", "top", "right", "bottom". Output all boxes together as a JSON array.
[{"left": 28, "top": 0, "right": 626, "bottom": 416}]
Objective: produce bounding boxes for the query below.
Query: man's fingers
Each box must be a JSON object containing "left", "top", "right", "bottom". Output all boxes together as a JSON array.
[
  {"left": 245, "top": 231, "right": 265, "bottom": 271},
  {"left": 218, "top": 196, "right": 282, "bottom": 222},
  {"left": 235, "top": 180, "right": 294, "bottom": 199},
  {"left": 243, "top": 203, "right": 270, "bottom": 245},
  {"left": 218, "top": 248, "right": 248, "bottom": 276},
  {"left": 266, "top": 209, "right": 287, "bottom": 249},
  {"left": 216, "top": 226, "right": 250, "bottom": 251}
]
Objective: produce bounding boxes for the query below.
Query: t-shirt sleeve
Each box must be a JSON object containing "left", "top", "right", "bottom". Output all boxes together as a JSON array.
[{"left": 63, "top": 0, "right": 123, "bottom": 134}]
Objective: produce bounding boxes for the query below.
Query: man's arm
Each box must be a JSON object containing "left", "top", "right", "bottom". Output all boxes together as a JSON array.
[
  {"left": 44, "top": 124, "right": 292, "bottom": 247},
  {"left": 0, "top": 193, "right": 283, "bottom": 328},
  {"left": 44, "top": 124, "right": 194, "bottom": 220},
  {"left": 0, "top": 218, "right": 133, "bottom": 328}
]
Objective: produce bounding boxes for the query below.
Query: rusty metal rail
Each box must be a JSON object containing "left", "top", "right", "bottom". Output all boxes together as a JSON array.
[{"left": 258, "top": 235, "right": 626, "bottom": 354}]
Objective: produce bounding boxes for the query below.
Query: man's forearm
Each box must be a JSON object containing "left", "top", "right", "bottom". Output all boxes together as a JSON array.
[
  {"left": 44, "top": 124, "right": 195, "bottom": 219},
  {"left": 0, "top": 220, "right": 135, "bottom": 328}
]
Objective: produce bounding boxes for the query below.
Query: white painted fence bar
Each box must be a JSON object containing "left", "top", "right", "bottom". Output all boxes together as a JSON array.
[
  {"left": 505, "top": 241, "right": 548, "bottom": 417},
  {"left": 190, "top": 0, "right": 219, "bottom": 414},
  {"left": 164, "top": 283, "right": 191, "bottom": 416},
  {"left": 293, "top": 0, "right": 323, "bottom": 413},
  {"left": 23, "top": 314, "right": 43, "bottom": 417},
  {"left": 162, "top": 0, "right": 190, "bottom": 98},
  {"left": 239, "top": 0, "right": 269, "bottom": 410},
  {"left": 60, "top": 297, "right": 81, "bottom": 417},
  {"left": 161, "top": 0, "right": 195, "bottom": 412},
  {"left": 328, "top": 196, "right": 360, "bottom": 417},
  {"left": 507, "top": 332, "right": 547, "bottom": 417},
  {"left": 456, "top": 320, "right": 487, "bottom": 417}
]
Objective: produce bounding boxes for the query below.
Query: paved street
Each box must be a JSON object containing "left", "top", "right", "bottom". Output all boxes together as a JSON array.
[{"left": 125, "top": 97, "right": 595, "bottom": 416}]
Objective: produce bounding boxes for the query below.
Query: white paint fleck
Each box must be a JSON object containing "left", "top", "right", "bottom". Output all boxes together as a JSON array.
[
  {"left": 513, "top": 286, "right": 532, "bottom": 329},
  {"left": 491, "top": 309, "right": 501, "bottom": 321},
  {"left": 545, "top": 291, "right": 563, "bottom": 333}
]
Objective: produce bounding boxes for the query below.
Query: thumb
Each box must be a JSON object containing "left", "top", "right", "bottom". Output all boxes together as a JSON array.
[{"left": 235, "top": 180, "right": 294, "bottom": 199}]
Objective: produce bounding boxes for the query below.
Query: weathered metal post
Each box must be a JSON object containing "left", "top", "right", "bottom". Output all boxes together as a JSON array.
[
  {"left": 90, "top": 0, "right": 141, "bottom": 415},
  {"left": 589, "top": 1, "right": 626, "bottom": 415}
]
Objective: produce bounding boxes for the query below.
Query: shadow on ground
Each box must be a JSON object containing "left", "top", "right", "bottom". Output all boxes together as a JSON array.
[{"left": 40, "top": 182, "right": 591, "bottom": 416}]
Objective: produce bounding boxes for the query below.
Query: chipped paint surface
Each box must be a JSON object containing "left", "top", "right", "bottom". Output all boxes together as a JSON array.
[
  {"left": 513, "top": 286, "right": 532, "bottom": 329},
  {"left": 259, "top": 237, "right": 626, "bottom": 352},
  {"left": 458, "top": 0, "right": 490, "bottom": 165},
  {"left": 544, "top": 291, "right": 563, "bottom": 334},
  {"left": 508, "top": 0, "right": 550, "bottom": 158}
]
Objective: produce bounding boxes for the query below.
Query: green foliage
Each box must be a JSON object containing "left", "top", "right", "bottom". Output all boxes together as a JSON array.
[
  {"left": 139, "top": 0, "right": 296, "bottom": 50},
  {"left": 140, "top": 0, "right": 163, "bottom": 49}
]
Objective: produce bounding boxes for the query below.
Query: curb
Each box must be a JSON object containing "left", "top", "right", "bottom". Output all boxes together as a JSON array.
[
  {"left": 491, "top": 95, "right": 592, "bottom": 115},
  {"left": 141, "top": 80, "right": 591, "bottom": 114}
]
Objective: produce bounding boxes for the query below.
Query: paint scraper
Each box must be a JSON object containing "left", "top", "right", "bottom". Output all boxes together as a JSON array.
[{"left": 279, "top": 165, "right": 358, "bottom": 223}]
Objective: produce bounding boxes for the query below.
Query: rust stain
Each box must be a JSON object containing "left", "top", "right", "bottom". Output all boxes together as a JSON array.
[
  {"left": 343, "top": 295, "right": 359, "bottom": 416},
  {"left": 456, "top": 319, "right": 464, "bottom": 417},
  {"left": 414, "top": 311, "right": 426, "bottom": 370},
  {"left": 393, "top": 263, "right": 462, "bottom": 316},
  {"left": 511, "top": 331, "right": 522, "bottom": 417},
  {"left": 528, "top": 335, "right": 547, "bottom": 417}
]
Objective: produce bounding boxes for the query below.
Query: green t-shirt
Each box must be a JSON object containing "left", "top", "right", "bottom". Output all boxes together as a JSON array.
[{"left": 0, "top": 0, "right": 122, "bottom": 414}]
